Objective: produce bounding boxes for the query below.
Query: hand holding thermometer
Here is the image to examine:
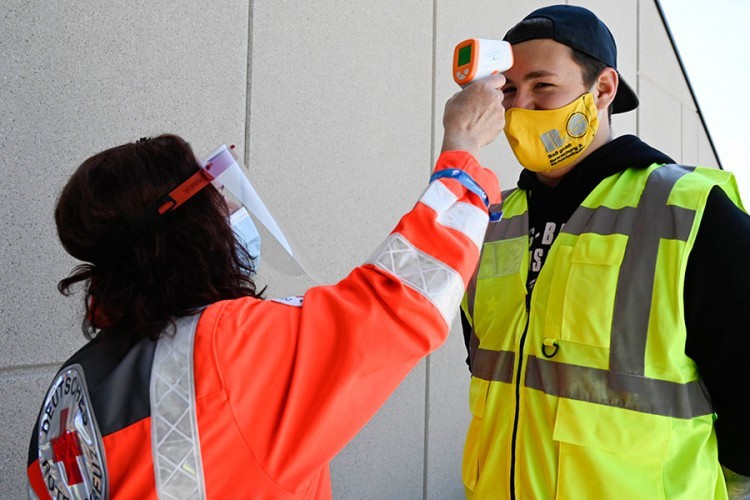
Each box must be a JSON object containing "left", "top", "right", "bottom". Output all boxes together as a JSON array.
[{"left": 453, "top": 39, "right": 513, "bottom": 87}]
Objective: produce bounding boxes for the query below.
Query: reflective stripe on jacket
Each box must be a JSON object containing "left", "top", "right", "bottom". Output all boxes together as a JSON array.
[
  {"left": 462, "top": 163, "right": 742, "bottom": 499},
  {"left": 27, "top": 150, "right": 500, "bottom": 499}
]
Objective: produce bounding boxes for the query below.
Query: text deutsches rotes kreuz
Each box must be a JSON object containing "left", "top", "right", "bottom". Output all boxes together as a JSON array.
[{"left": 37, "top": 365, "right": 107, "bottom": 500}]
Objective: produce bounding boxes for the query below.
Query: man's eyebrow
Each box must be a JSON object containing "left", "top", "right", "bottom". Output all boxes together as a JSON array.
[
  {"left": 523, "top": 70, "right": 557, "bottom": 81},
  {"left": 505, "top": 70, "right": 558, "bottom": 85}
]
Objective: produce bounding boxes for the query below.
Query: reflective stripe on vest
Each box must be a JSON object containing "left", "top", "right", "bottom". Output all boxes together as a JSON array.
[
  {"left": 150, "top": 314, "right": 206, "bottom": 499},
  {"left": 463, "top": 163, "right": 741, "bottom": 498},
  {"left": 469, "top": 164, "right": 715, "bottom": 419},
  {"left": 465, "top": 188, "right": 519, "bottom": 319},
  {"left": 465, "top": 187, "right": 522, "bottom": 384},
  {"left": 567, "top": 165, "right": 695, "bottom": 377}
]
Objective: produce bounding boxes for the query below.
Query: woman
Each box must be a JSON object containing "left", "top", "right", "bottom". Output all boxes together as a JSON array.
[{"left": 26, "top": 76, "right": 505, "bottom": 499}]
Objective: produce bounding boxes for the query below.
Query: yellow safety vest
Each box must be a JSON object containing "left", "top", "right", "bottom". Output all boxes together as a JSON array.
[{"left": 462, "top": 163, "right": 744, "bottom": 499}]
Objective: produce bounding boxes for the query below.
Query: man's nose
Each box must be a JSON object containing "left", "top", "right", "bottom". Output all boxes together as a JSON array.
[{"left": 509, "top": 90, "right": 535, "bottom": 110}]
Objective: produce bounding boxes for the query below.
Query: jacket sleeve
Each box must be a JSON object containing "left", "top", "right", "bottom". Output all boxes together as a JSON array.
[
  {"left": 723, "top": 466, "right": 750, "bottom": 500},
  {"left": 684, "top": 186, "right": 750, "bottom": 476},
  {"left": 211, "top": 151, "right": 501, "bottom": 492}
]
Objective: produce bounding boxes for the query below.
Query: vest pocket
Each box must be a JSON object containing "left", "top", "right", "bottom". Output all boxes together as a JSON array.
[
  {"left": 552, "top": 398, "right": 670, "bottom": 499},
  {"left": 475, "top": 237, "right": 528, "bottom": 353},
  {"left": 478, "top": 237, "right": 527, "bottom": 279},
  {"left": 560, "top": 234, "right": 627, "bottom": 348}
]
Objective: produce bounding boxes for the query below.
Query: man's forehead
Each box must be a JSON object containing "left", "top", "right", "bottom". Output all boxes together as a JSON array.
[{"left": 504, "top": 39, "right": 579, "bottom": 79}]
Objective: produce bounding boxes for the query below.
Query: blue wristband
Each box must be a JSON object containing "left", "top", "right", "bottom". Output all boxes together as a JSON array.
[
  {"left": 429, "top": 169, "right": 489, "bottom": 208},
  {"left": 489, "top": 211, "right": 503, "bottom": 222}
]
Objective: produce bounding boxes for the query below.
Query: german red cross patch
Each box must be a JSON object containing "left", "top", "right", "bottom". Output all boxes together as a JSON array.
[{"left": 36, "top": 364, "right": 108, "bottom": 499}]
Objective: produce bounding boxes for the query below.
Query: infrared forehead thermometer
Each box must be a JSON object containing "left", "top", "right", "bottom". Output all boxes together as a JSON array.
[{"left": 453, "top": 39, "right": 513, "bottom": 87}]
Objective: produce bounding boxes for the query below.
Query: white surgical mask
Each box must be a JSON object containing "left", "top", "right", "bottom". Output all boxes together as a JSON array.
[{"left": 230, "top": 207, "right": 261, "bottom": 272}]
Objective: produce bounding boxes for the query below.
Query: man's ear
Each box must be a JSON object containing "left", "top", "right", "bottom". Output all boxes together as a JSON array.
[{"left": 595, "top": 67, "right": 618, "bottom": 111}]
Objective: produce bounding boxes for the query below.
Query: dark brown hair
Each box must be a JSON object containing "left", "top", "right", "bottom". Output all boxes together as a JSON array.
[
  {"left": 56, "top": 134, "right": 262, "bottom": 343},
  {"left": 570, "top": 47, "right": 613, "bottom": 121}
]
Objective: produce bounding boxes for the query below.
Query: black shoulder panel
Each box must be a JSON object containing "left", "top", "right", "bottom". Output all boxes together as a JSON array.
[{"left": 28, "top": 335, "right": 157, "bottom": 466}]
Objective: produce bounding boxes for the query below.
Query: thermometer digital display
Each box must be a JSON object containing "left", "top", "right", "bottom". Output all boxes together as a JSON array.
[{"left": 452, "top": 38, "right": 513, "bottom": 87}]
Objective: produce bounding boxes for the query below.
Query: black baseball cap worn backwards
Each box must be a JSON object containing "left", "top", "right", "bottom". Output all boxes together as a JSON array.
[{"left": 503, "top": 4, "right": 639, "bottom": 114}]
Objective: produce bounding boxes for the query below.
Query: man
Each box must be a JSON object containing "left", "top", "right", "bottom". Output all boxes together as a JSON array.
[{"left": 460, "top": 5, "right": 750, "bottom": 499}]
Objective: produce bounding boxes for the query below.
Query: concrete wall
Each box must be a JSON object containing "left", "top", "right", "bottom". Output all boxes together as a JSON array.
[{"left": 0, "top": 1, "right": 717, "bottom": 497}]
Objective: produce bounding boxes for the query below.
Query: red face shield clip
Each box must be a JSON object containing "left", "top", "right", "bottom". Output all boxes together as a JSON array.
[{"left": 155, "top": 167, "right": 215, "bottom": 216}]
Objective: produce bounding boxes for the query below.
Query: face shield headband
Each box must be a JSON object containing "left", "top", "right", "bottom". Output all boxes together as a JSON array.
[
  {"left": 134, "top": 144, "right": 324, "bottom": 283},
  {"left": 137, "top": 146, "right": 238, "bottom": 226}
]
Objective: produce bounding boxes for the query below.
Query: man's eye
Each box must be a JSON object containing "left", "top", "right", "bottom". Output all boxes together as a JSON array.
[
  {"left": 535, "top": 82, "right": 553, "bottom": 89},
  {"left": 502, "top": 86, "right": 516, "bottom": 94}
]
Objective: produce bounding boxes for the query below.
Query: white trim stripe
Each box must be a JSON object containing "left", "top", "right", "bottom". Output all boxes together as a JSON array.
[
  {"left": 437, "top": 202, "right": 488, "bottom": 250},
  {"left": 366, "top": 233, "right": 465, "bottom": 326},
  {"left": 419, "top": 180, "right": 488, "bottom": 250},
  {"left": 419, "top": 180, "right": 458, "bottom": 214},
  {"left": 150, "top": 315, "right": 206, "bottom": 500}
]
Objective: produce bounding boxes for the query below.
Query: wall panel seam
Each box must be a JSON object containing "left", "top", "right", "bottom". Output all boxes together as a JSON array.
[
  {"left": 0, "top": 363, "right": 59, "bottom": 378},
  {"left": 243, "top": 0, "right": 255, "bottom": 166},
  {"left": 423, "top": 1, "right": 439, "bottom": 498}
]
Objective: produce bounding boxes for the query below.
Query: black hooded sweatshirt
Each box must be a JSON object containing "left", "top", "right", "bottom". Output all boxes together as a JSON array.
[{"left": 461, "top": 134, "right": 750, "bottom": 474}]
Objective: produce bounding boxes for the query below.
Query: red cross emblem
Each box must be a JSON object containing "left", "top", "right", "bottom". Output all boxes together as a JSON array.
[{"left": 50, "top": 408, "right": 84, "bottom": 486}]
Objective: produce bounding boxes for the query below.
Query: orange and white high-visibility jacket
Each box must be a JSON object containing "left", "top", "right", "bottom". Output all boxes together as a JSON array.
[{"left": 26, "top": 151, "right": 500, "bottom": 499}]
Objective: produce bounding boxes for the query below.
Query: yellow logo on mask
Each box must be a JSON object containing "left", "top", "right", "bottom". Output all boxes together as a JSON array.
[{"left": 504, "top": 93, "right": 599, "bottom": 173}]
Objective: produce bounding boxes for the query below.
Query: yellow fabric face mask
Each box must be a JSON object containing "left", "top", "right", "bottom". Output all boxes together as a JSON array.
[{"left": 504, "top": 92, "right": 600, "bottom": 173}]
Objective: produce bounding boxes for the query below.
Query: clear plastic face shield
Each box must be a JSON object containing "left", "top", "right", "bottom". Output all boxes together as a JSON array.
[{"left": 200, "top": 145, "right": 324, "bottom": 283}]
